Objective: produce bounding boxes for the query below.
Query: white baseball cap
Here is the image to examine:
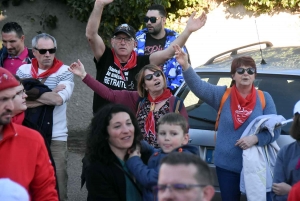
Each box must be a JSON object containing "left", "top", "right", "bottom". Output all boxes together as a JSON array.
[
  {"left": 0, "top": 178, "right": 29, "bottom": 201},
  {"left": 294, "top": 100, "right": 300, "bottom": 115}
]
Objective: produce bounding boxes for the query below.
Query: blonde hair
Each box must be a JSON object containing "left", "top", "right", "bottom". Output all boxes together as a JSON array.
[{"left": 136, "top": 64, "right": 166, "bottom": 97}]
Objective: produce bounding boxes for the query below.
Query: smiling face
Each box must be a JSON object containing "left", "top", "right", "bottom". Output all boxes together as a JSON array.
[
  {"left": 157, "top": 124, "right": 189, "bottom": 153},
  {"left": 232, "top": 65, "right": 256, "bottom": 89},
  {"left": 111, "top": 33, "right": 136, "bottom": 58},
  {"left": 143, "top": 69, "right": 165, "bottom": 94},
  {"left": 145, "top": 10, "right": 165, "bottom": 36},
  {"left": 2, "top": 31, "right": 25, "bottom": 57},
  {"left": 107, "top": 112, "right": 135, "bottom": 154},
  {"left": 12, "top": 84, "right": 27, "bottom": 116}
]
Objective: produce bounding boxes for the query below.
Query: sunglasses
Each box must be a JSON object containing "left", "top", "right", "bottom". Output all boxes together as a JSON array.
[
  {"left": 144, "top": 70, "right": 162, "bottom": 81},
  {"left": 144, "top": 16, "right": 161, "bottom": 23},
  {"left": 236, "top": 67, "right": 256, "bottom": 75},
  {"left": 152, "top": 184, "right": 207, "bottom": 193},
  {"left": 34, "top": 47, "right": 56, "bottom": 54}
]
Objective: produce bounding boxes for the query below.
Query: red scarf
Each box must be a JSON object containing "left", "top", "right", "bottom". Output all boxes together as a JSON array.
[
  {"left": 144, "top": 89, "right": 172, "bottom": 135},
  {"left": 12, "top": 112, "right": 25, "bottom": 124},
  {"left": 30, "top": 58, "right": 64, "bottom": 79},
  {"left": 230, "top": 85, "right": 256, "bottom": 130},
  {"left": 111, "top": 49, "right": 137, "bottom": 80}
]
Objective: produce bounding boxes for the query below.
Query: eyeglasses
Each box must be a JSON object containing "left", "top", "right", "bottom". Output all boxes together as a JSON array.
[
  {"left": 113, "top": 36, "right": 133, "bottom": 43},
  {"left": 144, "top": 16, "right": 161, "bottom": 23},
  {"left": 34, "top": 47, "right": 56, "bottom": 54},
  {"left": 144, "top": 70, "right": 162, "bottom": 81},
  {"left": 152, "top": 184, "right": 207, "bottom": 193},
  {"left": 16, "top": 88, "right": 26, "bottom": 96},
  {"left": 236, "top": 67, "right": 256, "bottom": 75}
]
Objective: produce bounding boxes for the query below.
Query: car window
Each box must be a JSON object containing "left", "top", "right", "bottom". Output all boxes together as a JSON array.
[{"left": 177, "top": 72, "right": 299, "bottom": 135}]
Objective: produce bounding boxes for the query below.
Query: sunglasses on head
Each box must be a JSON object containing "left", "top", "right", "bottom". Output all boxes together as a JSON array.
[
  {"left": 144, "top": 16, "right": 161, "bottom": 23},
  {"left": 236, "top": 67, "right": 255, "bottom": 75},
  {"left": 34, "top": 47, "right": 56, "bottom": 55},
  {"left": 144, "top": 70, "right": 162, "bottom": 81}
]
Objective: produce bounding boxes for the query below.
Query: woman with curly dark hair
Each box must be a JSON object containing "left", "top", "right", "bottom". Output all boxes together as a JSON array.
[
  {"left": 83, "top": 103, "right": 143, "bottom": 201},
  {"left": 272, "top": 100, "right": 300, "bottom": 201}
]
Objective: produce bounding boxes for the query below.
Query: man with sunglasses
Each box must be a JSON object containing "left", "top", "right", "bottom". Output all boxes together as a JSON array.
[
  {"left": 16, "top": 33, "right": 74, "bottom": 201},
  {"left": 156, "top": 152, "right": 215, "bottom": 201},
  {"left": 0, "top": 22, "right": 34, "bottom": 74},
  {"left": 86, "top": 0, "right": 206, "bottom": 114},
  {"left": 136, "top": 4, "right": 189, "bottom": 94}
]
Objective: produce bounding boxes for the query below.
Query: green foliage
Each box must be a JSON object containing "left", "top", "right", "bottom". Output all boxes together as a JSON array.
[
  {"left": 228, "top": 0, "right": 300, "bottom": 13},
  {"left": 62, "top": 0, "right": 299, "bottom": 44},
  {"left": 64, "top": 0, "right": 212, "bottom": 45}
]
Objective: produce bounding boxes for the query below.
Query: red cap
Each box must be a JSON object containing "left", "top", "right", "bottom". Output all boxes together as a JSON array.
[{"left": 0, "top": 68, "right": 19, "bottom": 91}]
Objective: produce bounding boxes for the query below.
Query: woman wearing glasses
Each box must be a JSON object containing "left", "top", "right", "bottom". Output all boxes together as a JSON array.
[
  {"left": 69, "top": 59, "right": 188, "bottom": 148},
  {"left": 173, "top": 45, "right": 279, "bottom": 201}
]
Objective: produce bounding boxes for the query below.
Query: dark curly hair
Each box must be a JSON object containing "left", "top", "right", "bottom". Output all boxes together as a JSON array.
[{"left": 85, "top": 104, "right": 142, "bottom": 164}]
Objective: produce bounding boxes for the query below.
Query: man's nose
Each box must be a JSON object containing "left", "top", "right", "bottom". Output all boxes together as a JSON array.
[
  {"left": 6, "top": 99, "right": 14, "bottom": 111},
  {"left": 6, "top": 42, "right": 12, "bottom": 49}
]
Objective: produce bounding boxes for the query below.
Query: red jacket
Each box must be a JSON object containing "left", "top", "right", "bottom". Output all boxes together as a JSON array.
[
  {"left": 0, "top": 122, "right": 58, "bottom": 201},
  {"left": 288, "top": 181, "right": 300, "bottom": 201}
]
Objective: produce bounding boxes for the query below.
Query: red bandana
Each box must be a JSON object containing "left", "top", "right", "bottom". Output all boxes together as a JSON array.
[
  {"left": 111, "top": 49, "right": 137, "bottom": 80},
  {"left": 30, "top": 58, "right": 64, "bottom": 79},
  {"left": 144, "top": 89, "right": 172, "bottom": 134},
  {"left": 230, "top": 85, "right": 256, "bottom": 130},
  {"left": 12, "top": 112, "right": 25, "bottom": 125}
]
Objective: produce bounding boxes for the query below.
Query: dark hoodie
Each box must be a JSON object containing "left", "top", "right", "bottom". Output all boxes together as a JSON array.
[{"left": 126, "top": 140, "right": 199, "bottom": 201}]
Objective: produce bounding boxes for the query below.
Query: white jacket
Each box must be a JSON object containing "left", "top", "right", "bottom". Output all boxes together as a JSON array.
[{"left": 240, "top": 114, "right": 285, "bottom": 201}]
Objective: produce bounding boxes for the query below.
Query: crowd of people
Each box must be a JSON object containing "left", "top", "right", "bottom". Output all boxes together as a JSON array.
[{"left": 0, "top": 0, "right": 299, "bottom": 200}]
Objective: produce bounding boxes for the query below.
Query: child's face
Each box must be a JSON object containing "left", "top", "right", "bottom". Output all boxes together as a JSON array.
[{"left": 157, "top": 123, "right": 189, "bottom": 153}]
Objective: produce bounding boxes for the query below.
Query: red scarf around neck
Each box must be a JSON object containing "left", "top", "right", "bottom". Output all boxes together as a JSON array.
[
  {"left": 230, "top": 85, "right": 256, "bottom": 130},
  {"left": 30, "top": 58, "right": 64, "bottom": 79},
  {"left": 144, "top": 89, "right": 172, "bottom": 134},
  {"left": 12, "top": 112, "right": 25, "bottom": 124},
  {"left": 111, "top": 49, "right": 137, "bottom": 80}
]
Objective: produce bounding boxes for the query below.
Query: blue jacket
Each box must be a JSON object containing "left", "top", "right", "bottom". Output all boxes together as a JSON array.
[
  {"left": 126, "top": 141, "right": 199, "bottom": 201},
  {"left": 135, "top": 28, "right": 188, "bottom": 93}
]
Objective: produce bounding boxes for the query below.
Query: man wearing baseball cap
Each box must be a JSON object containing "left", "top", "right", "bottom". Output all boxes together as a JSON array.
[
  {"left": 0, "top": 68, "right": 58, "bottom": 200},
  {"left": 86, "top": 0, "right": 207, "bottom": 113}
]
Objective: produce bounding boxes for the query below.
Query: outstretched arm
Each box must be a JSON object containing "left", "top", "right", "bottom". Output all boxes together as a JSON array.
[
  {"left": 150, "top": 12, "right": 207, "bottom": 66},
  {"left": 86, "top": 0, "right": 113, "bottom": 61}
]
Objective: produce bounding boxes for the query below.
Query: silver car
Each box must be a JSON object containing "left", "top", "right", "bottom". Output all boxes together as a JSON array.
[{"left": 175, "top": 41, "right": 299, "bottom": 201}]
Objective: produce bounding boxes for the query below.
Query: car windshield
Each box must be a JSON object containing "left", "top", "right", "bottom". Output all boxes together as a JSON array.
[{"left": 177, "top": 72, "right": 299, "bottom": 135}]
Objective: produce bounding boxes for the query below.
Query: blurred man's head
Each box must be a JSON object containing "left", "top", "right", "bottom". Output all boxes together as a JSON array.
[
  {"left": 1, "top": 22, "right": 25, "bottom": 57},
  {"left": 145, "top": 4, "right": 167, "bottom": 36},
  {"left": 0, "top": 68, "right": 19, "bottom": 127},
  {"left": 110, "top": 24, "right": 137, "bottom": 58},
  {"left": 156, "top": 152, "right": 215, "bottom": 201},
  {"left": 32, "top": 33, "right": 57, "bottom": 70}
]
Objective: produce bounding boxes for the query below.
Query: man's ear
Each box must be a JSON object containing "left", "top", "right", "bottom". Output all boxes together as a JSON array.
[
  {"left": 203, "top": 185, "right": 215, "bottom": 201},
  {"left": 20, "top": 35, "right": 25, "bottom": 42},
  {"left": 182, "top": 133, "right": 189, "bottom": 145}
]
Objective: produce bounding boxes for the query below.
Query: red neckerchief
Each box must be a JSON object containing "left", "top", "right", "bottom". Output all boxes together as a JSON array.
[
  {"left": 30, "top": 58, "right": 64, "bottom": 79},
  {"left": 111, "top": 49, "right": 137, "bottom": 80},
  {"left": 12, "top": 112, "right": 25, "bottom": 124},
  {"left": 144, "top": 89, "right": 172, "bottom": 134},
  {"left": 230, "top": 85, "right": 256, "bottom": 130}
]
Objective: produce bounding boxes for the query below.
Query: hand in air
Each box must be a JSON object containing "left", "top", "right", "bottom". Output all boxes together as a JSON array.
[
  {"left": 174, "top": 44, "right": 189, "bottom": 70},
  {"left": 95, "top": 0, "right": 114, "bottom": 7},
  {"left": 186, "top": 11, "right": 207, "bottom": 33},
  {"left": 68, "top": 59, "right": 87, "bottom": 80}
]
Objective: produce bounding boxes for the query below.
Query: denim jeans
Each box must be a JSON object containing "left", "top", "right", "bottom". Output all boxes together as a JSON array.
[
  {"left": 216, "top": 166, "right": 241, "bottom": 201},
  {"left": 51, "top": 140, "right": 68, "bottom": 201}
]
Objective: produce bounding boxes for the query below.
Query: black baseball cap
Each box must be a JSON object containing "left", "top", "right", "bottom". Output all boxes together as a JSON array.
[{"left": 113, "top": 24, "right": 136, "bottom": 40}]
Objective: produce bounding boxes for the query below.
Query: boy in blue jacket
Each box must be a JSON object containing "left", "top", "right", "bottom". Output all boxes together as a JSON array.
[{"left": 126, "top": 113, "right": 199, "bottom": 201}]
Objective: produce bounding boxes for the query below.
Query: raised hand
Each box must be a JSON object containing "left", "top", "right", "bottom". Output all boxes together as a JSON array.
[
  {"left": 174, "top": 44, "right": 190, "bottom": 70},
  {"left": 95, "top": 0, "right": 114, "bottom": 7},
  {"left": 68, "top": 59, "right": 87, "bottom": 80},
  {"left": 186, "top": 11, "right": 207, "bottom": 33}
]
